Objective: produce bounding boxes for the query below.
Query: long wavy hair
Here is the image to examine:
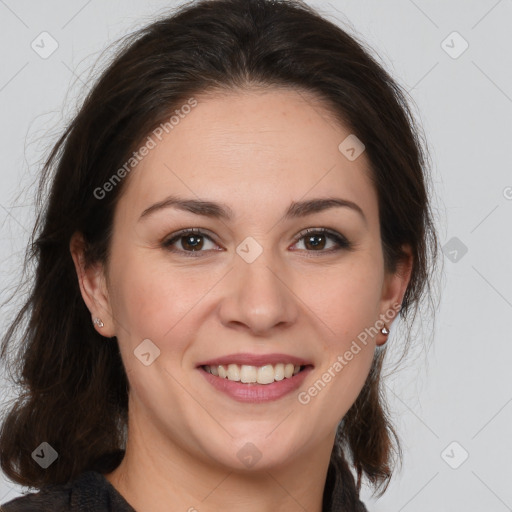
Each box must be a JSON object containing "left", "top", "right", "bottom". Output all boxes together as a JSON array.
[{"left": 0, "top": 0, "right": 439, "bottom": 509}]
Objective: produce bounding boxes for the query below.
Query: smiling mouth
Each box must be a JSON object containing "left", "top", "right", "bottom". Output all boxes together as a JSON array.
[{"left": 201, "top": 363, "right": 311, "bottom": 385}]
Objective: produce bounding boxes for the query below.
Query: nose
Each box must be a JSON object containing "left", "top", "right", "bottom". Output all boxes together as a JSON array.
[{"left": 217, "top": 252, "right": 299, "bottom": 336}]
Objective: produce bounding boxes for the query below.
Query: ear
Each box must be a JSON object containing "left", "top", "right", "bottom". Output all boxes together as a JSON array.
[
  {"left": 377, "top": 244, "right": 413, "bottom": 346},
  {"left": 69, "top": 232, "right": 115, "bottom": 338}
]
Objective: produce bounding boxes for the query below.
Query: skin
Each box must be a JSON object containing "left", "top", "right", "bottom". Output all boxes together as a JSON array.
[{"left": 70, "top": 87, "right": 412, "bottom": 512}]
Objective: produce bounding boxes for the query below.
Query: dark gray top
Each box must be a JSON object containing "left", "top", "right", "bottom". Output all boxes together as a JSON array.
[{"left": 1, "top": 468, "right": 368, "bottom": 511}]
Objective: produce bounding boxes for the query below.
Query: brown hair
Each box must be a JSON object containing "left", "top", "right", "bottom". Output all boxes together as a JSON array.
[{"left": 0, "top": 0, "right": 439, "bottom": 508}]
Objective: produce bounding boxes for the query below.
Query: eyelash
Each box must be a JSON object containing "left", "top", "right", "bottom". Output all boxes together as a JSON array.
[{"left": 161, "top": 227, "right": 353, "bottom": 258}]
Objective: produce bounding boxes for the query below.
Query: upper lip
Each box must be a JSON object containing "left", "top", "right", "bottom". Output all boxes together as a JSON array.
[{"left": 196, "top": 353, "right": 313, "bottom": 368}]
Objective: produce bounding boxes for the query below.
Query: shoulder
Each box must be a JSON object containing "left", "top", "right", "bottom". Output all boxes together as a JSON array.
[
  {"left": 1, "top": 480, "right": 73, "bottom": 512},
  {"left": 0, "top": 471, "right": 134, "bottom": 512},
  {"left": 358, "top": 500, "right": 369, "bottom": 512}
]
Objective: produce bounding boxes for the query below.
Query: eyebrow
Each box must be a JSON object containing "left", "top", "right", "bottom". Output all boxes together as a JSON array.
[{"left": 139, "top": 195, "right": 366, "bottom": 224}]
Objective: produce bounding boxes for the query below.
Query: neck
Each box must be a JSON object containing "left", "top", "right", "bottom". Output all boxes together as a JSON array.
[{"left": 104, "top": 402, "right": 335, "bottom": 512}]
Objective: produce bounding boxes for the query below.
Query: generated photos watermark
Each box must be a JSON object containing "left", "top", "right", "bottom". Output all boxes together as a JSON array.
[
  {"left": 93, "top": 97, "right": 198, "bottom": 200},
  {"left": 297, "top": 303, "right": 401, "bottom": 405}
]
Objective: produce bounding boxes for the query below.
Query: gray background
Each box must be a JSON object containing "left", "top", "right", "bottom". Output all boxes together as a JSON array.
[{"left": 0, "top": 1, "right": 511, "bottom": 510}]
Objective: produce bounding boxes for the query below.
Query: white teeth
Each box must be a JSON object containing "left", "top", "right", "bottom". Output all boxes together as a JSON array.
[
  {"left": 274, "top": 363, "right": 284, "bottom": 381},
  {"left": 227, "top": 364, "right": 241, "bottom": 381},
  {"left": 204, "top": 363, "right": 303, "bottom": 384},
  {"left": 257, "top": 365, "right": 275, "bottom": 385},
  {"left": 240, "top": 365, "right": 257, "bottom": 383}
]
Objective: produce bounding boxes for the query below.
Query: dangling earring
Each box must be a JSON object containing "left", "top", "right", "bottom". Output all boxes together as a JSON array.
[{"left": 93, "top": 317, "right": 104, "bottom": 328}]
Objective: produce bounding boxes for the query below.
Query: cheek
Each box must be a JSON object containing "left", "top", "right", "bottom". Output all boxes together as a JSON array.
[
  {"left": 107, "top": 248, "right": 186, "bottom": 344},
  {"left": 298, "top": 252, "right": 384, "bottom": 342},
  {"left": 108, "top": 247, "right": 220, "bottom": 364},
  {"left": 296, "top": 254, "right": 382, "bottom": 409}
]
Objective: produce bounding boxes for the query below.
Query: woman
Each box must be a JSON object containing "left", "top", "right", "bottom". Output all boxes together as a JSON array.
[{"left": 0, "top": 0, "right": 439, "bottom": 510}]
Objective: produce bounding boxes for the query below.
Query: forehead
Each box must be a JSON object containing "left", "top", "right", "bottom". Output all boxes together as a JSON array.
[{"left": 117, "top": 87, "right": 378, "bottom": 225}]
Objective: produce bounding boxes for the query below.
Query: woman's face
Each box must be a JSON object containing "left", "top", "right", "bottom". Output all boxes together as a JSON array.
[{"left": 77, "top": 87, "right": 410, "bottom": 471}]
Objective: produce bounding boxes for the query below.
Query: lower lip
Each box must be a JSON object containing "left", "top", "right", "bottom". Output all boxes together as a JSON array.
[{"left": 198, "top": 366, "right": 313, "bottom": 403}]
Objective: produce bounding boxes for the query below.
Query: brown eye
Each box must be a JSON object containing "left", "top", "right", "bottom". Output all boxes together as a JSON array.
[
  {"left": 292, "top": 228, "right": 351, "bottom": 254},
  {"left": 162, "top": 227, "right": 352, "bottom": 258},
  {"left": 163, "top": 229, "right": 218, "bottom": 256},
  {"left": 303, "top": 232, "right": 328, "bottom": 250},
  {"left": 178, "top": 233, "right": 205, "bottom": 251}
]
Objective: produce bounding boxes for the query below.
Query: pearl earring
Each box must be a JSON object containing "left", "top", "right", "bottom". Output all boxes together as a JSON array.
[{"left": 93, "top": 317, "right": 104, "bottom": 328}]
